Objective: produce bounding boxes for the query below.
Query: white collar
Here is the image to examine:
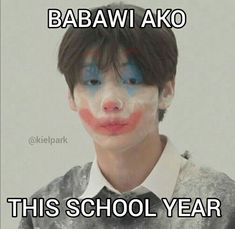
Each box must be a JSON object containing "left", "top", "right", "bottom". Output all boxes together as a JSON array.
[{"left": 79, "top": 137, "right": 186, "bottom": 200}]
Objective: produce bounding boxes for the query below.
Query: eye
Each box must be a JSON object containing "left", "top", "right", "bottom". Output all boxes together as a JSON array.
[
  {"left": 124, "top": 78, "right": 139, "bottom": 85},
  {"left": 122, "top": 76, "right": 144, "bottom": 85},
  {"left": 80, "top": 63, "right": 102, "bottom": 86},
  {"left": 85, "top": 79, "right": 101, "bottom": 86},
  {"left": 121, "top": 63, "right": 144, "bottom": 85}
]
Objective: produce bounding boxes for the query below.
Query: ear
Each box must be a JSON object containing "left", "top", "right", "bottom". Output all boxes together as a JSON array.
[
  {"left": 68, "top": 90, "right": 77, "bottom": 111},
  {"left": 158, "top": 80, "right": 175, "bottom": 110}
]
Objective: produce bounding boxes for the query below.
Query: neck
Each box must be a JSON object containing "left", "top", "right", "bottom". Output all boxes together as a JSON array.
[{"left": 94, "top": 131, "right": 165, "bottom": 193}]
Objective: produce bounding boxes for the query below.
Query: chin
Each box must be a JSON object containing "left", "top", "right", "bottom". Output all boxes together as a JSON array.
[{"left": 93, "top": 132, "right": 143, "bottom": 153}]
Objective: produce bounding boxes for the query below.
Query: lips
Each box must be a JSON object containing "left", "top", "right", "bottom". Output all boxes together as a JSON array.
[
  {"left": 99, "top": 119, "right": 128, "bottom": 133},
  {"left": 99, "top": 119, "right": 128, "bottom": 127},
  {"left": 79, "top": 109, "right": 141, "bottom": 135},
  {"left": 100, "top": 123, "right": 128, "bottom": 133},
  {"left": 97, "top": 118, "right": 133, "bottom": 135},
  {"left": 97, "top": 119, "right": 129, "bottom": 135}
]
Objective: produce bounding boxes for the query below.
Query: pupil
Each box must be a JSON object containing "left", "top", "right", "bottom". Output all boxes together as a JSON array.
[
  {"left": 90, "top": 79, "right": 98, "bottom": 85},
  {"left": 129, "top": 78, "right": 137, "bottom": 84}
]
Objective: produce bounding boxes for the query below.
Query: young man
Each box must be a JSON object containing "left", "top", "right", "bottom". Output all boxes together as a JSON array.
[{"left": 19, "top": 3, "right": 235, "bottom": 229}]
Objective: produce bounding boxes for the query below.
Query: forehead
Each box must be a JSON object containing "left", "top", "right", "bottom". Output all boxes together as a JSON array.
[{"left": 82, "top": 47, "right": 129, "bottom": 66}]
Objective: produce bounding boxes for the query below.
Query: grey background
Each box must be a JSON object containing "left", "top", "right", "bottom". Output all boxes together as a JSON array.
[{"left": 1, "top": 0, "right": 235, "bottom": 228}]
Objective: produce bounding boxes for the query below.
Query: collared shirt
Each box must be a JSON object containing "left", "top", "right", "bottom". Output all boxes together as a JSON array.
[
  {"left": 18, "top": 138, "right": 235, "bottom": 229},
  {"left": 80, "top": 137, "right": 187, "bottom": 200}
]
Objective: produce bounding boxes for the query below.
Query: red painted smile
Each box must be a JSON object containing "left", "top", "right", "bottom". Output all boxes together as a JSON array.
[{"left": 79, "top": 109, "right": 142, "bottom": 135}]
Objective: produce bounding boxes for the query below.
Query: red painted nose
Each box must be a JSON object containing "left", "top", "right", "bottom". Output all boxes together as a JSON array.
[{"left": 103, "top": 100, "right": 122, "bottom": 112}]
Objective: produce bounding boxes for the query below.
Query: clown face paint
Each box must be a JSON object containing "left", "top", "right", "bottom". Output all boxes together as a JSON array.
[{"left": 72, "top": 49, "right": 160, "bottom": 152}]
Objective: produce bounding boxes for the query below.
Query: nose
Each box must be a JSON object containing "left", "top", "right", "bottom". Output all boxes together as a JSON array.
[
  {"left": 102, "top": 99, "right": 123, "bottom": 112},
  {"left": 101, "top": 70, "right": 124, "bottom": 113}
]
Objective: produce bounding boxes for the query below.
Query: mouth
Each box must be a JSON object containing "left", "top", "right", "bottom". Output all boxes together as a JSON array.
[
  {"left": 99, "top": 119, "right": 129, "bottom": 134},
  {"left": 79, "top": 108, "right": 142, "bottom": 136},
  {"left": 100, "top": 124, "right": 128, "bottom": 133},
  {"left": 99, "top": 119, "right": 128, "bottom": 127}
]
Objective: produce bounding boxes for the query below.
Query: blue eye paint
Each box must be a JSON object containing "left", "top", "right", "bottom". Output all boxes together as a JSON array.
[
  {"left": 121, "top": 60, "right": 144, "bottom": 96},
  {"left": 80, "top": 61, "right": 144, "bottom": 97},
  {"left": 80, "top": 63, "right": 102, "bottom": 95}
]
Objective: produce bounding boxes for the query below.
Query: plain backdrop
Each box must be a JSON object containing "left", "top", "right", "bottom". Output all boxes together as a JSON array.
[{"left": 1, "top": 0, "right": 235, "bottom": 228}]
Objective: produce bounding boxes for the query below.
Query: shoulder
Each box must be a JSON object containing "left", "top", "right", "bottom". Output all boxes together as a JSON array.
[
  {"left": 175, "top": 157, "right": 235, "bottom": 199},
  {"left": 173, "top": 156, "right": 235, "bottom": 227},
  {"left": 174, "top": 156, "right": 235, "bottom": 221},
  {"left": 31, "top": 162, "right": 92, "bottom": 200}
]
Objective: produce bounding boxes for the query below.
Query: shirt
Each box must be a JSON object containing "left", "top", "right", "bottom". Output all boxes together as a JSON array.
[
  {"left": 80, "top": 138, "right": 187, "bottom": 200},
  {"left": 18, "top": 139, "right": 235, "bottom": 229}
]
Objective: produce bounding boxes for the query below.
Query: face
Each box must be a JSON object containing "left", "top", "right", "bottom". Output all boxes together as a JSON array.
[{"left": 70, "top": 49, "right": 160, "bottom": 152}]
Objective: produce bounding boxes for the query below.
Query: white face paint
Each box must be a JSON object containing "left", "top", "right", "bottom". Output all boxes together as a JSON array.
[{"left": 71, "top": 49, "right": 160, "bottom": 152}]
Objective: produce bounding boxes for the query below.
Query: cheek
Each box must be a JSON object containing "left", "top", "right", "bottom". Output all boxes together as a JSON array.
[
  {"left": 129, "top": 90, "right": 158, "bottom": 112},
  {"left": 73, "top": 89, "right": 96, "bottom": 111},
  {"left": 79, "top": 108, "right": 97, "bottom": 128},
  {"left": 74, "top": 87, "right": 103, "bottom": 115},
  {"left": 128, "top": 90, "right": 159, "bottom": 125}
]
